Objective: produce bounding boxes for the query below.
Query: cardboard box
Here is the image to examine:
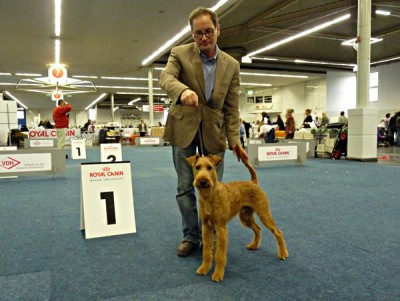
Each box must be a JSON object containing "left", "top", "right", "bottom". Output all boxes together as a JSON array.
[
  {"left": 325, "top": 138, "right": 336, "bottom": 148},
  {"left": 294, "top": 131, "right": 305, "bottom": 139},
  {"left": 325, "top": 146, "right": 334, "bottom": 153},
  {"left": 316, "top": 144, "right": 325, "bottom": 152}
]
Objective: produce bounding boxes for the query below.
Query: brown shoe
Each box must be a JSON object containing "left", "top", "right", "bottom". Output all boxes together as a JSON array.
[{"left": 177, "top": 241, "right": 198, "bottom": 257}]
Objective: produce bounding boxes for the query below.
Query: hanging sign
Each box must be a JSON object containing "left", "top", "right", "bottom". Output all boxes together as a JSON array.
[
  {"left": 80, "top": 161, "right": 136, "bottom": 239},
  {"left": 48, "top": 65, "right": 68, "bottom": 83},
  {"left": 100, "top": 143, "right": 122, "bottom": 162},
  {"left": 52, "top": 92, "right": 64, "bottom": 101}
]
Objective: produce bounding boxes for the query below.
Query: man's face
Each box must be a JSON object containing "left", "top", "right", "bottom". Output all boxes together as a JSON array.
[{"left": 192, "top": 14, "right": 220, "bottom": 55}]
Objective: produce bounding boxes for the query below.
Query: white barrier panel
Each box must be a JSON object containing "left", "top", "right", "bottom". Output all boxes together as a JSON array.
[
  {"left": 100, "top": 143, "right": 122, "bottom": 162},
  {"left": 80, "top": 161, "right": 136, "bottom": 239},
  {"left": 258, "top": 145, "right": 298, "bottom": 161},
  {"left": 29, "top": 139, "right": 56, "bottom": 148},
  {"left": 0, "top": 153, "right": 51, "bottom": 173},
  {"left": 0, "top": 146, "right": 17, "bottom": 151},
  {"left": 71, "top": 138, "right": 87, "bottom": 160}
]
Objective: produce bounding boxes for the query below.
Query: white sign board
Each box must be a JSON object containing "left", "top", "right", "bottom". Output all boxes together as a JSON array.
[
  {"left": 0, "top": 146, "right": 17, "bottom": 151},
  {"left": 100, "top": 143, "right": 122, "bottom": 162},
  {"left": 140, "top": 137, "right": 160, "bottom": 145},
  {"left": 258, "top": 145, "right": 298, "bottom": 162},
  {"left": 248, "top": 139, "right": 262, "bottom": 145},
  {"left": 80, "top": 162, "right": 136, "bottom": 239},
  {"left": 71, "top": 138, "right": 87, "bottom": 159},
  {"left": 29, "top": 139, "right": 55, "bottom": 148},
  {"left": 0, "top": 153, "right": 52, "bottom": 174},
  {"left": 28, "top": 129, "right": 80, "bottom": 145}
]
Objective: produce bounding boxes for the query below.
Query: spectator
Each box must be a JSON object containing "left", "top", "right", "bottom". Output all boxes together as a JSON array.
[
  {"left": 302, "top": 109, "right": 313, "bottom": 128},
  {"left": 321, "top": 112, "right": 330, "bottom": 127},
  {"left": 338, "top": 111, "right": 348, "bottom": 125},
  {"left": 239, "top": 118, "right": 245, "bottom": 147},
  {"left": 274, "top": 114, "right": 285, "bottom": 131},
  {"left": 384, "top": 113, "right": 391, "bottom": 134},
  {"left": 138, "top": 119, "right": 147, "bottom": 137},
  {"left": 242, "top": 119, "right": 251, "bottom": 139},
  {"left": 314, "top": 116, "right": 321, "bottom": 128},
  {"left": 285, "top": 108, "right": 295, "bottom": 139}
]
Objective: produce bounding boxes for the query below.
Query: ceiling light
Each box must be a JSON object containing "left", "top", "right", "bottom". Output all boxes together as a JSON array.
[
  {"left": 95, "top": 85, "right": 161, "bottom": 90},
  {"left": 15, "top": 73, "right": 42, "bottom": 76},
  {"left": 154, "top": 67, "right": 165, "bottom": 71},
  {"left": 4, "top": 91, "right": 28, "bottom": 109},
  {"left": 54, "top": 0, "right": 62, "bottom": 36},
  {"left": 85, "top": 93, "right": 108, "bottom": 110},
  {"left": 244, "top": 13, "right": 351, "bottom": 59},
  {"left": 113, "top": 106, "right": 119, "bottom": 112},
  {"left": 241, "top": 83, "right": 272, "bottom": 87},
  {"left": 141, "top": 0, "right": 229, "bottom": 65},
  {"left": 294, "top": 59, "right": 355, "bottom": 67},
  {"left": 0, "top": 72, "right": 12, "bottom": 76},
  {"left": 376, "top": 9, "right": 391, "bottom": 16},
  {"left": 128, "top": 98, "right": 141, "bottom": 105},
  {"left": 341, "top": 37, "right": 383, "bottom": 46},
  {"left": 240, "top": 71, "right": 308, "bottom": 78},
  {"left": 241, "top": 56, "right": 252, "bottom": 64},
  {"left": 55, "top": 39, "right": 61, "bottom": 64},
  {"left": 251, "top": 57, "right": 278, "bottom": 61},
  {"left": 72, "top": 75, "right": 98, "bottom": 79},
  {"left": 101, "top": 76, "right": 157, "bottom": 81},
  {"left": 115, "top": 92, "right": 167, "bottom": 96},
  {"left": 371, "top": 55, "right": 400, "bottom": 65}
]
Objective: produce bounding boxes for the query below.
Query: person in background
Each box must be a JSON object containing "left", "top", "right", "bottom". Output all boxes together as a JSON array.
[
  {"left": 338, "top": 111, "right": 348, "bottom": 125},
  {"left": 384, "top": 113, "right": 391, "bottom": 134},
  {"left": 52, "top": 99, "right": 71, "bottom": 158},
  {"left": 396, "top": 112, "right": 400, "bottom": 147},
  {"left": 261, "top": 111, "right": 271, "bottom": 125},
  {"left": 321, "top": 112, "right": 330, "bottom": 127},
  {"left": 242, "top": 119, "right": 251, "bottom": 139},
  {"left": 138, "top": 118, "right": 147, "bottom": 137},
  {"left": 302, "top": 108, "right": 313, "bottom": 128},
  {"left": 285, "top": 108, "right": 295, "bottom": 139},
  {"left": 274, "top": 114, "right": 285, "bottom": 131},
  {"left": 314, "top": 116, "right": 321, "bottom": 128},
  {"left": 259, "top": 123, "right": 277, "bottom": 143},
  {"left": 44, "top": 119, "right": 53, "bottom": 129},
  {"left": 159, "top": 6, "right": 248, "bottom": 257},
  {"left": 239, "top": 118, "right": 245, "bottom": 147},
  {"left": 157, "top": 121, "right": 163, "bottom": 127}
]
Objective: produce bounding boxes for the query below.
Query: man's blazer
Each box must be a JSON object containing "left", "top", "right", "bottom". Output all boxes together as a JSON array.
[{"left": 159, "top": 43, "right": 240, "bottom": 153}]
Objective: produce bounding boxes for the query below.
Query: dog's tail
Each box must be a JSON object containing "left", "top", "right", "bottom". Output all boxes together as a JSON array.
[{"left": 242, "top": 157, "right": 258, "bottom": 185}]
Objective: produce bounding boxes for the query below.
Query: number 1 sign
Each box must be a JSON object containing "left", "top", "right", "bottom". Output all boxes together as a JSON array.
[
  {"left": 71, "top": 138, "right": 87, "bottom": 159},
  {"left": 80, "top": 161, "right": 136, "bottom": 239}
]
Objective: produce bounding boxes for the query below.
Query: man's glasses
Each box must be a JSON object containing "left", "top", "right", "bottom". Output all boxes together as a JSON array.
[{"left": 193, "top": 28, "right": 215, "bottom": 39}]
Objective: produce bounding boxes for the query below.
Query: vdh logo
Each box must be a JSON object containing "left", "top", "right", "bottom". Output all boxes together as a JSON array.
[
  {"left": 33, "top": 141, "right": 41, "bottom": 146},
  {"left": 102, "top": 167, "right": 111, "bottom": 171},
  {"left": 0, "top": 157, "right": 21, "bottom": 169}
]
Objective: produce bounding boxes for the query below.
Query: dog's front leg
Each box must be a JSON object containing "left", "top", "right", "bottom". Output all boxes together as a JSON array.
[
  {"left": 196, "top": 223, "right": 213, "bottom": 276},
  {"left": 212, "top": 225, "right": 228, "bottom": 282}
]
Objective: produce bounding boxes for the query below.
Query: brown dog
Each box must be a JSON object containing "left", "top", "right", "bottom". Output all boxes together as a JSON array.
[{"left": 186, "top": 154, "right": 288, "bottom": 282}]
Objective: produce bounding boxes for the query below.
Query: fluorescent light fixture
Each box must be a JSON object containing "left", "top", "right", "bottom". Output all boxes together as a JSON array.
[
  {"left": 4, "top": 91, "right": 28, "bottom": 109},
  {"left": 141, "top": 0, "right": 229, "bottom": 65},
  {"left": 55, "top": 39, "right": 60, "bottom": 64},
  {"left": 15, "top": 73, "right": 42, "bottom": 76},
  {"left": 128, "top": 98, "right": 141, "bottom": 105},
  {"left": 101, "top": 76, "right": 157, "bottom": 81},
  {"left": 371, "top": 55, "right": 400, "bottom": 65},
  {"left": 241, "top": 83, "right": 272, "bottom": 87},
  {"left": 85, "top": 93, "right": 107, "bottom": 110},
  {"left": 240, "top": 71, "right": 308, "bottom": 79},
  {"left": 72, "top": 75, "right": 98, "bottom": 79},
  {"left": 376, "top": 9, "right": 391, "bottom": 16},
  {"left": 113, "top": 106, "right": 119, "bottom": 112},
  {"left": 341, "top": 37, "right": 383, "bottom": 46},
  {"left": 154, "top": 67, "right": 165, "bottom": 71},
  {"left": 251, "top": 57, "right": 278, "bottom": 61},
  {"left": 95, "top": 85, "right": 161, "bottom": 90},
  {"left": 241, "top": 56, "right": 252, "bottom": 64},
  {"left": 294, "top": 59, "right": 356, "bottom": 67},
  {"left": 0, "top": 83, "right": 16, "bottom": 86},
  {"left": 244, "top": 13, "right": 350, "bottom": 59},
  {"left": 0, "top": 72, "right": 12, "bottom": 75},
  {"left": 115, "top": 92, "right": 167, "bottom": 96},
  {"left": 55, "top": 0, "right": 61, "bottom": 36}
]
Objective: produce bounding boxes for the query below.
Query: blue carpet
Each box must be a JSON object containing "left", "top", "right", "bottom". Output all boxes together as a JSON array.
[{"left": 0, "top": 146, "right": 399, "bottom": 300}]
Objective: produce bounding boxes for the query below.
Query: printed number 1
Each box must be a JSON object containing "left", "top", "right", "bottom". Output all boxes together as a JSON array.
[
  {"left": 77, "top": 147, "right": 81, "bottom": 156},
  {"left": 100, "top": 191, "right": 116, "bottom": 225}
]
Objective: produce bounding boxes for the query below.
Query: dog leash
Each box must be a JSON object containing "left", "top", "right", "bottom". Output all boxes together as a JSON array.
[{"left": 197, "top": 126, "right": 205, "bottom": 157}]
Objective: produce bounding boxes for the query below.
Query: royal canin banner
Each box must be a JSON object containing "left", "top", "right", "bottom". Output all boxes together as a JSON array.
[
  {"left": 0, "top": 153, "right": 52, "bottom": 174},
  {"left": 153, "top": 105, "right": 164, "bottom": 112},
  {"left": 258, "top": 145, "right": 298, "bottom": 161},
  {"left": 28, "top": 129, "right": 80, "bottom": 139}
]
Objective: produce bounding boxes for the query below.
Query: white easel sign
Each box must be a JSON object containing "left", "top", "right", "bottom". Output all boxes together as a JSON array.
[
  {"left": 100, "top": 143, "right": 122, "bottom": 162},
  {"left": 71, "top": 138, "right": 87, "bottom": 159},
  {"left": 80, "top": 161, "right": 136, "bottom": 239}
]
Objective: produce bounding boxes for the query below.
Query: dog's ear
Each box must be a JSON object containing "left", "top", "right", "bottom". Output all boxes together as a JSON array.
[
  {"left": 208, "top": 154, "right": 222, "bottom": 166},
  {"left": 186, "top": 154, "right": 199, "bottom": 167}
]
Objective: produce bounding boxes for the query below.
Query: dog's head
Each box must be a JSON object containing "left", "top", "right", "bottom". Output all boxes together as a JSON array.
[{"left": 186, "top": 154, "right": 222, "bottom": 189}]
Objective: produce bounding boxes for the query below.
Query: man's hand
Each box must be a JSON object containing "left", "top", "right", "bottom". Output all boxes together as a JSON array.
[
  {"left": 180, "top": 89, "right": 198, "bottom": 107},
  {"left": 232, "top": 144, "right": 248, "bottom": 162}
]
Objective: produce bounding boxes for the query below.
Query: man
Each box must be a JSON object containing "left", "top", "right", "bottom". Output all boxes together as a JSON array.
[
  {"left": 52, "top": 99, "right": 71, "bottom": 156},
  {"left": 138, "top": 118, "right": 147, "bottom": 137},
  {"left": 159, "top": 7, "right": 248, "bottom": 257}
]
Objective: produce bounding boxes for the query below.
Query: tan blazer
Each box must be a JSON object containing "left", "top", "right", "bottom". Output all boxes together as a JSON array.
[{"left": 159, "top": 43, "right": 240, "bottom": 153}]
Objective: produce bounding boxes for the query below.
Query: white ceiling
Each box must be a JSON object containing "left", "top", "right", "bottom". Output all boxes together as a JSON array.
[{"left": 1, "top": 0, "right": 399, "bottom": 111}]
